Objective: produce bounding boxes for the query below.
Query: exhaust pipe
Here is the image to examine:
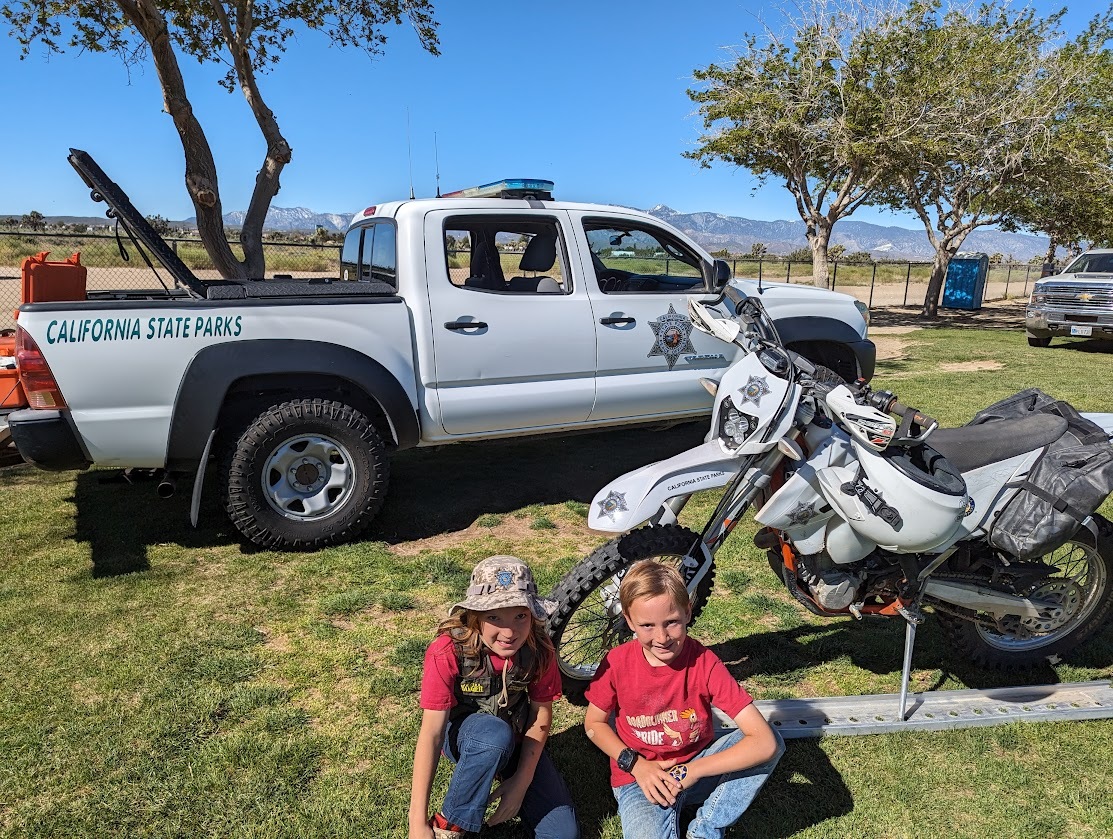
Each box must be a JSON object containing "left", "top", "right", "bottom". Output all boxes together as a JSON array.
[{"left": 157, "top": 473, "right": 177, "bottom": 498}]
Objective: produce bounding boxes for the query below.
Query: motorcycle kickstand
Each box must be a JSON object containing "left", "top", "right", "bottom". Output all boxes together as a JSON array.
[{"left": 897, "top": 620, "right": 917, "bottom": 722}]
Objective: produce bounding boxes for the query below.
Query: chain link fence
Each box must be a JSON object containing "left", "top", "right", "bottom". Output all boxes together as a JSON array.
[
  {"left": 0, "top": 231, "right": 341, "bottom": 328},
  {"left": 1, "top": 230, "right": 1039, "bottom": 330}
]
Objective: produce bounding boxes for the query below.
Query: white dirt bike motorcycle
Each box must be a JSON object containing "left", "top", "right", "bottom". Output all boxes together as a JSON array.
[{"left": 549, "top": 288, "right": 1113, "bottom": 691}]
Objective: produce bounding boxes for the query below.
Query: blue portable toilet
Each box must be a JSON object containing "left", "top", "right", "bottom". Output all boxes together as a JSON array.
[{"left": 941, "top": 252, "right": 989, "bottom": 310}]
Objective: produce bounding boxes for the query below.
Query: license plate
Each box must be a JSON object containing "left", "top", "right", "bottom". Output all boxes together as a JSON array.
[{"left": 1070, "top": 325, "right": 1093, "bottom": 336}]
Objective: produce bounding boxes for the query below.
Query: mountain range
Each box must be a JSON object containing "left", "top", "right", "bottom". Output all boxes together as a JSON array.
[
  {"left": 19, "top": 203, "right": 1054, "bottom": 261},
  {"left": 239, "top": 203, "right": 1054, "bottom": 261}
]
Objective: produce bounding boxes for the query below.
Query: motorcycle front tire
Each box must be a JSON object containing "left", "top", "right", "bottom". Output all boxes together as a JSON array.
[
  {"left": 937, "top": 515, "right": 1113, "bottom": 669},
  {"left": 547, "top": 524, "right": 714, "bottom": 698}
]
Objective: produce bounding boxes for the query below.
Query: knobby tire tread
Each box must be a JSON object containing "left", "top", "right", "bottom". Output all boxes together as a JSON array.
[{"left": 223, "top": 398, "right": 389, "bottom": 550}]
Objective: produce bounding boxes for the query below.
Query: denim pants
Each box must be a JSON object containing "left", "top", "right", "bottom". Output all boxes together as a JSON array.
[
  {"left": 441, "top": 711, "right": 579, "bottom": 838},
  {"left": 611, "top": 727, "right": 785, "bottom": 839}
]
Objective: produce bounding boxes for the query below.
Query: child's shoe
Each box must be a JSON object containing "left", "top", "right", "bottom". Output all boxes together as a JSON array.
[{"left": 429, "top": 812, "right": 465, "bottom": 839}]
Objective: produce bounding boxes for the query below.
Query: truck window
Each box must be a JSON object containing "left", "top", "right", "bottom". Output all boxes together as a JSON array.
[
  {"left": 339, "top": 222, "right": 397, "bottom": 288},
  {"left": 444, "top": 216, "right": 567, "bottom": 294},
  {"left": 368, "top": 223, "right": 396, "bottom": 286},
  {"left": 340, "top": 227, "right": 361, "bottom": 282},
  {"left": 583, "top": 221, "right": 704, "bottom": 294}
]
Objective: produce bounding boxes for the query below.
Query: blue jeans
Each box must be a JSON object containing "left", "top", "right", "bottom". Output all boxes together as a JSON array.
[
  {"left": 441, "top": 711, "right": 579, "bottom": 838},
  {"left": 612, "top": 728, "right": 785, "bottom": 839}
]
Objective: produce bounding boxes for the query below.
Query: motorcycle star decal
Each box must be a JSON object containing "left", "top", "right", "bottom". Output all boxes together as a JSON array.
[
  {"left": 738, "top": 375, "right": 772, "bottom": 407},
  {"left": 647, "top": 305, "right": 697, "bottom": 371},
  {"left": 787, "top": 501, "right": 817, "bottom": 526},
  {"left": 597, "top": 491, "right": 629, "bottom": 522}
]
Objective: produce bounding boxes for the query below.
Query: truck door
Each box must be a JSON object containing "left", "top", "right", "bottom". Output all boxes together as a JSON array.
[
  {"left": 424, "top": 210, "right": 597, "bottom": 435},
  {"left": 570, "top": 213, "right": 738, "bottom": 422}
]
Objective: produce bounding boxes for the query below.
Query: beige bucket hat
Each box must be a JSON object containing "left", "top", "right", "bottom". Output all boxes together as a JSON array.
[{"left": 450, "top": 555, "right": 558, "bottom": 620}]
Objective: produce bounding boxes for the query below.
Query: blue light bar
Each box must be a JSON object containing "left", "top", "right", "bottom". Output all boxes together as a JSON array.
[{"left": 442, "top": 178, "right": 555, "bottom": 200}]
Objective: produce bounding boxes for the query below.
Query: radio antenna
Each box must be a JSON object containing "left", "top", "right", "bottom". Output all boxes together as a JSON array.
[
  {"left": 434, "top": 131, "right": 442, "bottom": 198},
  {"left": 407, "top": 108, "right": 415, "bottom": 200}
]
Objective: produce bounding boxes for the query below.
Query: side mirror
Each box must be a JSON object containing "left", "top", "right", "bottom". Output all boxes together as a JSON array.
[{"left": 712, "top": 259, "right": 732, "bottom": 291}]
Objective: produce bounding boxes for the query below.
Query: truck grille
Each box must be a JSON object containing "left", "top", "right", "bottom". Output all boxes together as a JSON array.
[{"left": 1040, "top": 283, "right": 1113, "bottom": 310}]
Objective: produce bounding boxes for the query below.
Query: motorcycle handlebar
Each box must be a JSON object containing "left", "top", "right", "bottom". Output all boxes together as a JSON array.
[
  {"left": 864, "top": 389, "right": 938, "bottom": 429},
  {"left": 889, "top": 400, "right": 937, "bottom": 430}
]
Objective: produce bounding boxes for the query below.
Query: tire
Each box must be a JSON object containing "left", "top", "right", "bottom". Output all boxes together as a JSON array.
[
  {"left": 1027, "top": 335, "right": 1052, "bottom": 348},
  {"left": 547, "top": 525, "right": 714, "bottom": 696},
  {"left": 936, "top": 517, "right": 1113, "bottom": 669},
  {"left": 222, "top": 398, "right": 389, "bottom": 550}
]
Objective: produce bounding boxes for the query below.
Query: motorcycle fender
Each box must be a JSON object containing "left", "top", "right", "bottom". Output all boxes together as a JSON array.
[{"left": 588, "top": 440, "right": 737, "bottom": 533}]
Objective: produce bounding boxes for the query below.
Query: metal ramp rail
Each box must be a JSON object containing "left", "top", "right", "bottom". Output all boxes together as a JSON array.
[
  {"left": 747, "top": 680, "right": 1113, "bottom": 738},
  {"left": 716, "top": 623, "right": 1113, "bottom": 738}
]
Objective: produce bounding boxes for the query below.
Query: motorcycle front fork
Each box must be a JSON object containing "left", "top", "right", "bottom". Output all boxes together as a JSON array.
[{"left": 647, "top": 442, "right": 794, "bottom": 599}]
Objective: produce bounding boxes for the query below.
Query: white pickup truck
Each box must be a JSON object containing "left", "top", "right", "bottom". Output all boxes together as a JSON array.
[
  {"left": 1025, "top": 248, "right": 1113, "bottom": 347},
  {"left": 8, "top": 150, "right": 874, "bottom": 549}
]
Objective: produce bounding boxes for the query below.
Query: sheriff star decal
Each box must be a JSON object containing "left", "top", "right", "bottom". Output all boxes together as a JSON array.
[
  {"left": 787, "top": 501, "right": 817, "bottom": 526},
  {"left": 738, "top": 375, "right": 772, "bottom": 407},
  {"left": 597, "top": 491, "right": 629, "bottom": 522},
  {"left": 647, "top": 305, "right": 697, "bottom": 371}
]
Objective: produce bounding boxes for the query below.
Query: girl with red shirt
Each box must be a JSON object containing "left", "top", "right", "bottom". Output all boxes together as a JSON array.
[{"left": 409, "top": 555, "right": 579, "bottom": 839}]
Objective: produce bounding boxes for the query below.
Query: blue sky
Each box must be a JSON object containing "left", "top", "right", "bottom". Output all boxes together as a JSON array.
[{"left": 0, "top": 1, "right": 1106, "bottom": 226}]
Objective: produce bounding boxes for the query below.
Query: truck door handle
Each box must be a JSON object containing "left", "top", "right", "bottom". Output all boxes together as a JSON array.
[
  {"left": 600, "top": 316, "right": 636, "bottom": 325},
  {"left": 444, "top": 320, "right": 488, "bottom": 330}
]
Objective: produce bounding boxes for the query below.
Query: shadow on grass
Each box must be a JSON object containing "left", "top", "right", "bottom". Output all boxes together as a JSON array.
[
  {"left": 710, "top": 615, "right": 1113, "bottom": 692},
  {"left": 373, "top": 422, "right": 707, "bottom": 544},
  {"left": 65, "top": 422, "right": 706, "bottom": 573},
  {"left": 539, "top": 725, "right": 852, "bottom": 839},
  {"left": 71, "top": 469, "right": 234, "bottom": 577}
]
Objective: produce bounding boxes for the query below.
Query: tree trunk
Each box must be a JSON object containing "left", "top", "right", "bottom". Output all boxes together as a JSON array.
[
  {"left": 1045, "top": 237, "right": 1058, "bottom": 266},
  {"left": 119, "top": 0, "right": 245, "bottom": 279},
  {"left": 921, "top": 238, "right": 964, "bottom": 317},
  {"left": 808, "top": 225, "right": 832, "bottom": 289}
]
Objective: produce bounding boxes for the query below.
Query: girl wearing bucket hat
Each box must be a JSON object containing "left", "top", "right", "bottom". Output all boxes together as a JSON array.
[{"left": 409, "top": 556, "right": 579, "bottom": 839}]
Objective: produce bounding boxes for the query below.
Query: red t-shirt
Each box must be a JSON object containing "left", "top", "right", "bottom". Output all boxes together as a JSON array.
[
  {"left": 584, "top": 637, "right": 753, "bottom": 787},
  {"left": 419, "top": 634, "right": 563, "bottom": 711}
]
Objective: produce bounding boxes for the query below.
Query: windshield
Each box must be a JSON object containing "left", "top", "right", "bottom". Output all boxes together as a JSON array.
[{"left": 1062, "top": 252, "right": 1113, "bottom": 274}]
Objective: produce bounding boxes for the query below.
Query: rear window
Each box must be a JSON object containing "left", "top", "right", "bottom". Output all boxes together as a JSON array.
[{"left": 340, "top": 222, "right": 397, "bottom": 287}]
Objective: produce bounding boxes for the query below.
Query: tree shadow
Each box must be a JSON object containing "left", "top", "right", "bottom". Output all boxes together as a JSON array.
[
  {"left": 870, "top": 303, "right": 1027, "bottom": 331},
  {"left": 371, "top": 422, "right": 706, "bottom": 543}
]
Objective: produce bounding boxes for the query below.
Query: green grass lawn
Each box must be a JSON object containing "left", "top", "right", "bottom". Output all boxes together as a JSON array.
[{"left": 1, "top": 327, "right": 1111, "bottom": 838}]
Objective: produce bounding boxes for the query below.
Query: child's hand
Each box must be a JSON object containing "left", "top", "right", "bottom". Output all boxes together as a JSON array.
[
  {"left": 486, "top": 774, "right": 528, "bottom": 826},
  {"left": 632, "top": 757, "right": 683, "bottom": 806},
  {"left": 408, "top": 820, "right": 435, "bottom": 839}
]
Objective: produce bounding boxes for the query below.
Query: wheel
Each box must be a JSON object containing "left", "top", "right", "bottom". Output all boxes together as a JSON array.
[
  {"left": 1027, "top": 335, "right": 1052, "bottom": 348},
  {"left": 937, "top": 517, "right": 1113, "bottom": 669},
  {"left": 547, "top": 524, "right": 714, "bottom": 695},
  {"left": 222, "top": 398, "right": 389, "bottom": 550}
]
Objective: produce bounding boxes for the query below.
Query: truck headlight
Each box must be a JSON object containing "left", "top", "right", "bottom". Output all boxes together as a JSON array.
[{"left": 853, "top": 300, "right": 870, "bottom": 330}]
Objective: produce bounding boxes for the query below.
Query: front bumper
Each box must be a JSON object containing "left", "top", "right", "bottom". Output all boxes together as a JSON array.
[
  {"left": 8, "top": 409, "right": 91, "bottom": 471},
  {"left": 1025, "top": 306, "right": 1113, "bottom": 339}
]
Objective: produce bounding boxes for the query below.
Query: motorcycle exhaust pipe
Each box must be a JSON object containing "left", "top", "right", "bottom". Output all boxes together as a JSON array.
[{"left": 157, "top": 472, "right": 178, "bottom": 498}]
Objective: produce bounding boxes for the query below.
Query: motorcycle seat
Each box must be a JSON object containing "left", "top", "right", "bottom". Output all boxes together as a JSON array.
[{"left": 928, "top": 414, "right": 1068, "bottom": 474}]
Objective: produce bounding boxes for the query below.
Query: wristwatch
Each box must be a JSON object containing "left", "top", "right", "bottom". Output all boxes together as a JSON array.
[{"left": 617, "top": 747, "right": 640, "bottom": 773}]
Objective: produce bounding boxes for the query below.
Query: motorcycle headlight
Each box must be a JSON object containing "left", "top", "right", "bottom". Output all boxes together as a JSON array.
[{"left": 718, "top": 396, "right": 757, "bottom": 449}]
